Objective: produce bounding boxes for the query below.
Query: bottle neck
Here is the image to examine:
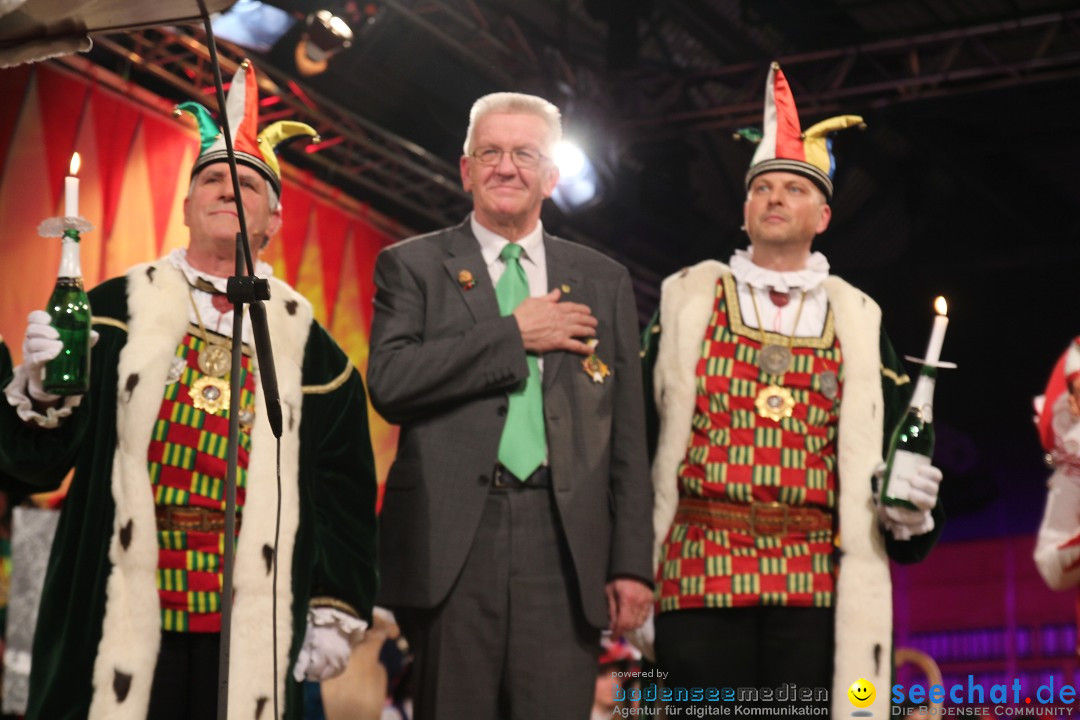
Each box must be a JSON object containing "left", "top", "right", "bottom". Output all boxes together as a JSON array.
[
  {"left": 58, "top": 235, "right": 83, "bottom": 279},
  {"left": 908, "top": 366, "right": 937, "bottom": 422}
]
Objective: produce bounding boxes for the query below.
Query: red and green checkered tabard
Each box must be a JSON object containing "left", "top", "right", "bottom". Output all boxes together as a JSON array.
[
  {"left": 657, "top": 274, "right": 842, "bottom": 613},
  {"left": 147, "top": 329, "right": 257, "bottom": 632}
]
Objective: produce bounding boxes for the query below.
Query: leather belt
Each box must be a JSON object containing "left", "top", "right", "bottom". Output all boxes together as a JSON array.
[
  {"left": 492, "top": 464, "right": 551, "bottom": 489},
  {"left": 155, "top": 505, "right": 239, "bottom": 533},
  {"left": 674, "top": 498, "right": 832, "bottom": 538}
]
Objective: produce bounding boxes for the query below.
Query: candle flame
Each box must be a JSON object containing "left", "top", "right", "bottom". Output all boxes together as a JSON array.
[
  {"left": 69, "top": 152, "right": 81, "bottom": 176},
  {"left": 934, "top": 296, "right": 948, "bottom": 316}
]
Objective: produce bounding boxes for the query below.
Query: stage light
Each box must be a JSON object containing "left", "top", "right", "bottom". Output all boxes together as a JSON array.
[
  {"left": 295, "top": 9, "right": 354, "bottom": 77},
  {"left": 554, "top": 141, "right": 587, "bottom": 179},
  {"left": 211, "top": 0, "right": 298, "bottom": 52},
  {"left": 552, "top": 140, "right": 600, "bottom": 212}
]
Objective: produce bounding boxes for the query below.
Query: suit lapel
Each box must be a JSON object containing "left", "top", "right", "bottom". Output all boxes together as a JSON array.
[
  {"left": 542, "top": 235, "right": 582, "bottom": 392},
  {"left": 442, "top": 225, "right": 500, "bottom": 323}
]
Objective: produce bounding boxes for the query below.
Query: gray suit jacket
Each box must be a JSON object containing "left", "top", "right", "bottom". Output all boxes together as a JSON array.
[{"left": 368, "top": 219, "right": 653, "bottom": 629}]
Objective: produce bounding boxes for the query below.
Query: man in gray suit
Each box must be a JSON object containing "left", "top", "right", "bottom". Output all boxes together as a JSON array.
[{"left": 368, "top": 93, "right": 653, "bottom": 719}]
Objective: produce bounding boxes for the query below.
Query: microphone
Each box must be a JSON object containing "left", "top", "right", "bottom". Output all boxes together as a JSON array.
[{"left": 248, "top": 299, "right": 283, "bottom": 438}]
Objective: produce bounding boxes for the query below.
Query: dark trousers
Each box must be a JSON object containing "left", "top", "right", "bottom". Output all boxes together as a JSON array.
[
  {"left": 400, "top": 486, "right": 600, "bottom": 720},
  {"left": 654, "top": 606, "right": 834, "bottom": 711},
  {"left": 146, "top": 631, "right": 221, "bottom": 720}
]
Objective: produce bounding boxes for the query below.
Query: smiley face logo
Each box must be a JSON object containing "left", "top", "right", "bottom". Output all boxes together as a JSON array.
[{"left": 848, "top": 678, "right": 876, "bottom": 709}]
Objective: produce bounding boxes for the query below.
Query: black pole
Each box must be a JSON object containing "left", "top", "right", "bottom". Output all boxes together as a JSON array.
[
  {"left": 193, "top": 3, "right": 283, "bottom": 718},
  {"left": 217, "top": 234, "right": 244, "bottom": 720}
]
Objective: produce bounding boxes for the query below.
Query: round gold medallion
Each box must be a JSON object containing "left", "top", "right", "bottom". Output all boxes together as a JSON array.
[{"left": 198, "top": 343, "right": 232, "bottom": 378}]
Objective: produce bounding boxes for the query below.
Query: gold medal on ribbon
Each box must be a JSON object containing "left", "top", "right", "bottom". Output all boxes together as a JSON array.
[
  {"left": 198, "top": 343, "right": 232, "bottom": 378},
  {"left": 191, "top": 376, "right": 230, "bottom": 415},
  {"left": 755, "top": 384, "right": 795, "bottom": 422},
  {"left": 582, "top": 354, "right": 610, "bottom": 384}
]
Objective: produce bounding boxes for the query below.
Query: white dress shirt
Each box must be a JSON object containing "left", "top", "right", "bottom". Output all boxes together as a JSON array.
[
  {"left": 470, "top": 213, "right": 549, "bottom": 462},
  {"left": 470, "top": 213, "right": 548, "bottom": 374}
]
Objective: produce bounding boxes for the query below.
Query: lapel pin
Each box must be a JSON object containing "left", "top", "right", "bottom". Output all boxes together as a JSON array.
[
  {"left": 561, "top": 283, "right": 571, "bottom": 294},
  {"left": 458, "top": 269, "right": 476, "bottom": 291}
]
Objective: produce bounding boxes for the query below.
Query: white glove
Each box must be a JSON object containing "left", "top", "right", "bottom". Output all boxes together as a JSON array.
[
  {"left": 1034, "top": 471, "right": 1080, "bottom": 590},
  {"left": 874, "top": 462, "right": 942, "bottom": 541},
  {"left": 291, "top": 606, "right": 368, "bottom": 682},
  {"left": 5, "top": 311, "right": 97, "bottom": 428},
  {"left": 22, "top": 310, "right": 64, "bottom": 404}
]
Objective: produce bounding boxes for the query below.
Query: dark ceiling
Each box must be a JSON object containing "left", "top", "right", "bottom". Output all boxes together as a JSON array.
[{"left": 79, "top": 0, "right": 1080, "bottom": 538}]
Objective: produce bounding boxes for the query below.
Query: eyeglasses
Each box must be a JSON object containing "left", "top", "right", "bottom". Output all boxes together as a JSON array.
[{"left": 470, "top": 147, "right": 548, "bottom": 169}]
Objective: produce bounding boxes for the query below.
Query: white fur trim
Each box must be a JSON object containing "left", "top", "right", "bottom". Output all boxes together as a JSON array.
[
  {"left": 651, "top": 262, "right": 892, "bottom": 717},
  {"left": 88, "top": 261, "right": 312, "bottom": 719},
  {"left": 823, "top": 275, "right": 891, "bottom": 718}
]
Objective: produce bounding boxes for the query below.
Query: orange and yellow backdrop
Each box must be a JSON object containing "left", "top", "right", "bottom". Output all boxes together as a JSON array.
[{"left": 0, "top": 60, "right": 402, "bottom": 494}]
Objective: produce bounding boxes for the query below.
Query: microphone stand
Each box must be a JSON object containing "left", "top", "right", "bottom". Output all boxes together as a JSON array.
[{"left": 194, "top": 3, "right": 285, "bottom": 718}]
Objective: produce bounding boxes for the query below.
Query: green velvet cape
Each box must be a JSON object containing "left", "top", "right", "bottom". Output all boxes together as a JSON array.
[{"left": 0, "top": 263, "right": 377, "bottom": 720}]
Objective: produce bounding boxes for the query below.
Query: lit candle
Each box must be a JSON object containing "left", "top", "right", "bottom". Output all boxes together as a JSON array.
[
  {"left": 65, "top": 152, "right": 81, "bottom": 218},
  {"left": 924, "top": 296, "right": 949, "bottom": 365}
]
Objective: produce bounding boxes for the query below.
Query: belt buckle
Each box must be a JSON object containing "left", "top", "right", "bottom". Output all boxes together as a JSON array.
[
  {"left": 749, "top": 501, "right": 788, "bottom": 538},
  {"left": 165, "top": 505, "right": 186, "bottom": 530}
]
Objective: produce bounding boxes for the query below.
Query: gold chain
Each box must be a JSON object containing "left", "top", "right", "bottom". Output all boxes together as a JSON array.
[
  {"left": 747, "top": 285, "right": 808, "bottom": 354},
  {"left": 187, "top": 287, "right": 233, "bottom": 379}
]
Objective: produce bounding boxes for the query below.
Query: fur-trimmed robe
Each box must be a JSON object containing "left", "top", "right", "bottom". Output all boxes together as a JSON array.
[
  {"left": 647, "top": 260, "right": 940, "bottom": 717},
  {"left": 0, "top": 259, "right": 378, "bottom": 720}
]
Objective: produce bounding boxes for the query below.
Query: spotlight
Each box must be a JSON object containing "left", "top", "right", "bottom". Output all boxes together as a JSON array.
[
  {"left": 295, "top": 9, "right": 354, "bottom": 77},
  {"left": 552, "top": 140, "right": 600, "bottom": 212},
  {"left": 554, "top": 141, "right": 587, "bottom": 179}
]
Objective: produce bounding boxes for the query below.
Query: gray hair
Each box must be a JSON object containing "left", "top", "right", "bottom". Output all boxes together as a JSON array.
[{"left": 463, "top": 92, "right": 562, "bottom": 156}]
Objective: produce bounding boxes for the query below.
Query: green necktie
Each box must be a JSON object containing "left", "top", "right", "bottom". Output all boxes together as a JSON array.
[{"left": 495, "top": 243, "right": 546, "bottom": 480}]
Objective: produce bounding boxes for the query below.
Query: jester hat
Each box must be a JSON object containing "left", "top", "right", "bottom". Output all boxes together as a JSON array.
[
  {"left": 175, "top": 59, "right": 318, "bottom": 196},
  {"left": 745, "top": 62, "right": 863, "bottom": 201}
]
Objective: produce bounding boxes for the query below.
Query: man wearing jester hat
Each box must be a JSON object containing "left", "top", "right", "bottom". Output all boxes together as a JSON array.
[
  {"left": 0, "top": 60, "right": 378, "bottom": 720},
  {"left": 641, "top": 62, "right": 944, "bottom": 715}
]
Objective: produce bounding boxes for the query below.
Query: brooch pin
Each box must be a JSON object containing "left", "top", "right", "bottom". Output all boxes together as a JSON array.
[
  {"left": 190, "top": 376, "right": 230, "bottom": 415},
  {"left": 754, "top": 384, "right": 794, "bottom": 422},
  {"left": 819, "top": 370, "right": 839, "bottom": 400},
  {"left": 458, "top": 270, "right": 475, "bottom": 290},
  {"left": 561, "top": 284, "right": 571, "bottom": 294},
  {"left": 581, "top": 339, "right": 610, "bottom": 383},
  {"left": 165, "top": 356, "right": 187, "bottom": 385}
]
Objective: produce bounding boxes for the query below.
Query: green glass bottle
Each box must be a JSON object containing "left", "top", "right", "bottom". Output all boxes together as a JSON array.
[
  {"left": 43, "top": 229, "right": 91, "bottom": 395},
  {"left": 880, "top": 365, "right": 937, "bottom": 510}
]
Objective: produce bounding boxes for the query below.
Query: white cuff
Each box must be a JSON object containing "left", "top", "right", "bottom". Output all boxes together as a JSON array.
[
  {"left": 309, "top": 605, "right": 369, "bottom": 644},
  {"left": 878, "top": 504, "right": 934, "bottom": 541},
  {"left": 5, "top": 364, "right": 82, "bottom": 429}
]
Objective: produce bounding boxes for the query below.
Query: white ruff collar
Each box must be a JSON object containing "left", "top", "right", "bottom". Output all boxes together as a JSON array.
[
  {"left": 168, "top": 247, "right": 274, "bottom": 293},
  {"left": 728, "top": 247, "right": 829, "bottom": 293}
]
